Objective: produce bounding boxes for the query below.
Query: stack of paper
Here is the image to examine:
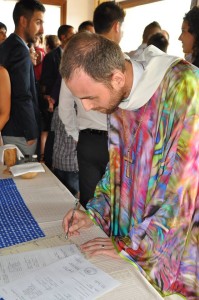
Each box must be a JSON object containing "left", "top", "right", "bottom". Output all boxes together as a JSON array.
[{"left": 0, "top": 244, "right": 120, "bottom": 300}]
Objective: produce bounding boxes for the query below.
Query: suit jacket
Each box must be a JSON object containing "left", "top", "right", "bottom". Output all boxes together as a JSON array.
[
  {"left": 0, "top": 33, "right": 40, "bottom": 140},
  {"left": 40, "top": 46, "right": 62, "bottom": 95}
]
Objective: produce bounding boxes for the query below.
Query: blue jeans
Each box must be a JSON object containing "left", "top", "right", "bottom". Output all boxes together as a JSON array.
[{"left": 53, "top": 168, "right": 79, "bottom": 197}]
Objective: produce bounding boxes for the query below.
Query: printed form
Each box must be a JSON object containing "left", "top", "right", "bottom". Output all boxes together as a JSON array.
[
  {"left": 0, "top": 254, "right": 120, "bottom": 300},
  {"left": 0, "top": 244, "right": 81, "bottom": 286}
]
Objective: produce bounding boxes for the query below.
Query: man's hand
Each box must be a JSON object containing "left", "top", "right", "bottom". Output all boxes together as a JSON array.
[
  {"left": 44, "top": 95, "right": 55, "bottom": 112},
  {"left": 80, "top": 237, "right": 119, "bottom": 258},
  {"left": 62, "top": 209, "right": 93, "bottom": 237},
  {"left": 26, "top": 139, "right": 36, "bottom": 146}
]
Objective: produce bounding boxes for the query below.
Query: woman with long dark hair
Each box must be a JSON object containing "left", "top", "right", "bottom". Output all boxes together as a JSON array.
[{"left": 179, "top": 6, "right": 199, "bottom": 67}]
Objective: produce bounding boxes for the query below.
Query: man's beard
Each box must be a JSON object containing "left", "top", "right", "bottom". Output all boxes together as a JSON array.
[
  {"left": 25, "top": 30, "right": 40, "bottom": 44},
  {"left": 25, "top": 33, "right": 35, "bottom": 44},
  {"left": 93, "top": 88, "right": 125, "bottom": 114}
]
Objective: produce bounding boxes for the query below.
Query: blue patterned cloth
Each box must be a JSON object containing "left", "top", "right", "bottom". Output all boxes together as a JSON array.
[{"left": 0, "top": 178, "right": 45, "bottom": 248}]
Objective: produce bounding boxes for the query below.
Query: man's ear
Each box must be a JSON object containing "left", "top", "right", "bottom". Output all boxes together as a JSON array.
[
  {"left": 111, "top": 70, "right": 125, "bottom": 90},
  {"left": 60, "top": 34, "right": 65, "bottom": 42},
  {"left": 112, "top": 21, "right": 120, "bottom": 33},
  {"left": 19, "top": 16, "right": 28, "bottom": 29}
]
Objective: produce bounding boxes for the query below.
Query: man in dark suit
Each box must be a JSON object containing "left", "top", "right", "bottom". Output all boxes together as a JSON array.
[
  {"left": 40, "top": 25, "right": 74, "bottom": 106},
  {"left": 0, "top": 0, "right": 45, "bottom": 156},
  {"left": 40, "top": 24, "right": 74, "bottom": 167}
]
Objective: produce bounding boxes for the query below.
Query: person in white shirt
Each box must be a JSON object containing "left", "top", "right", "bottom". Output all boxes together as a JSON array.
[
  {"left": 58, "top": 1, "right": 125, "bottom": 207},
  {"left": 127, "top": 21, "right": 162, "bottom": 59}
]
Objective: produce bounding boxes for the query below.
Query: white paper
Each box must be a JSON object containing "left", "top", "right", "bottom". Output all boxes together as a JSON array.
[
  {"left": 10, "top": 162, "right": 45, "bottom": 176},
  {"left": 0, "top": 254, "right": 120, "bottom": 300},
  {"left": 0, "top": 244, "right": 81, "bottom": 286}
]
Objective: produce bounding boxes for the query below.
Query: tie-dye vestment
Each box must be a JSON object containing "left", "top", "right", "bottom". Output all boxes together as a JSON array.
[{"left": 87, "top": 60, "right": 199, "bottom": 299}]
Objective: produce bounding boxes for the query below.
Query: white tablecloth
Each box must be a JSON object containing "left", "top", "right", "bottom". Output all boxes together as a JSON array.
[{"left": 0, "top": 164, "right": 182, "bottom": 300}]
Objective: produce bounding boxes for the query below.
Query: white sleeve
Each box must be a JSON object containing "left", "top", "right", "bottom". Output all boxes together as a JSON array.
[{"left": 58, "top": 79, "right": 79, "bottom": 141}]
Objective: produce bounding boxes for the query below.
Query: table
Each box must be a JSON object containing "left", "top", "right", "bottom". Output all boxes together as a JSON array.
[{"left": 0, "top": 164, "right": 182, "bottom": 300}]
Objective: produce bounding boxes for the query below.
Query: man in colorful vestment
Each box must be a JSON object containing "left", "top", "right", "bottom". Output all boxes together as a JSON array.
[{"left": 61, "top": 32, "right": 199, "bottom": 299}]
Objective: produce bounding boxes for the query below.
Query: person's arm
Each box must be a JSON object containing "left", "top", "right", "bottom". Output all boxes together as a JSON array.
[
  {"left": 0, "top": 66, "right": 11, "bottom": 131},
  {"left": 85, "top": 66, "right": 199, "bottom": 265},
  {"left": 112, "top": 68, "right": 199, "bottom": 264},
  {"left": 86, "top": 162, "right": 111, "bottom": 235},
  {"left": 58, "top": 79, "right": 79, "bottom": 141},
  {"left": 62, "top": 209, "right": 93, "bottom": 237},
  {"left": 62, "top": 162, "right": 111, "bottom": 240},
  {"left": 72, "top": 164, "right": 118, "bottom": 258},
  {"left": 49, "top": 73, "right": 62, "bottom": 109},
  {"left": 40, "top": 52, "right": 55, "bottom": 95},
  {"left": 10, "top": 45, "right": 39, "bottom": 141},
  {"left": 17, "top": 58, "right": 38, "bottom": 141},
  {"left": 35, "top": 47, "right": 44, "bottom": 66}
]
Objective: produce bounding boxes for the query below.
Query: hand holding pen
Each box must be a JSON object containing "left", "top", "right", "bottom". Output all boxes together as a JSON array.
[
  {"left": 63, "top": 200, "right": 93, "bottom": 239},
  {"left": 65, "top": 198, "right": 79, "bottom": 239}
]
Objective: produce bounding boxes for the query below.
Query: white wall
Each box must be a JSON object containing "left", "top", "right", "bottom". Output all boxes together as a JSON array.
[
  {"left": 0, "top": 1, "right": 16, "bottom": 35},
  {"left": 67, "top": 0, "right": 94, "bottom": 32},
  {"left": 120, "top": 0, "right": 191, "bottom": 58},
  {"left": 43, "top": 4, "right": 60, "bottom": 35}
]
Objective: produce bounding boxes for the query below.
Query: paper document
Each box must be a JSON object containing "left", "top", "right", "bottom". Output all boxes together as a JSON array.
[
  {"left": 10, "top": 162, "right": 45, "bottom": 176},
  {"left": 0, "top": 254, "right": 120, "bottom": 300},
  {"left": 0, "top": 244, "right": 81, "bottom": 286}
]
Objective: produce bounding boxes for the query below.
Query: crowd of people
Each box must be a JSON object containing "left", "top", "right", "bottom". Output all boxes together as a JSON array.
[{"left": 0, "top": 1, "right": 199, "bottom": 299}]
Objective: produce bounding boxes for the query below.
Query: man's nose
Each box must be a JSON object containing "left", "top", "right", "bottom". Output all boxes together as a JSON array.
[
  {"left": 39, "top": 25, "right": 44, "bottom": 35},
  {"left": 81, "top": 99, "right": 94, "bottom": 111}
]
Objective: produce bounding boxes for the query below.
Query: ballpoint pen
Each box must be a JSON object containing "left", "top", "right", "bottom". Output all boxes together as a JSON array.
[{"left": 65, "top": 198, "right": 79, "bottom": 239}]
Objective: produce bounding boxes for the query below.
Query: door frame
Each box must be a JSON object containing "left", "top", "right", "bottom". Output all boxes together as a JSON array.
[
  {"left": 42, "top": 0, "right": 67, "bottom": 24},
  {"left": 118, "top": 0, "right": 162, "bottom": 9}
]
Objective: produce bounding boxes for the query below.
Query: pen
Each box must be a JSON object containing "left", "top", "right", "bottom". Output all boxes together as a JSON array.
[{"left": 65, "top": 198, "right": 79, "bottom": 239}]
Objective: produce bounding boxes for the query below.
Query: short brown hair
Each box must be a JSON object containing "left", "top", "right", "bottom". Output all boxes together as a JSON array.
[
  {"left": 93, "top": 1, "right": 125, "bottom": 34},
  {"left": 142, "top": 21, "right": 161, "bottom": 43},
  {"left": 13, "top": 0, "right": 45, "bottom": 26},
  {"left": 60, "top": 32, "right": 125, "bottom": 84}
]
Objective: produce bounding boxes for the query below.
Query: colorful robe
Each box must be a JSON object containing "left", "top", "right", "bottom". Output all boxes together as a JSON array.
[{"left": 86, "top": 59, "right": 199, "bottom": 299}]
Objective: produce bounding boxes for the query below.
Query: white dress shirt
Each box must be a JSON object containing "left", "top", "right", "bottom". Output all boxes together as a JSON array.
[
  {"left": 58, "top": 79, "right": 107, "bottom": 141},
  {"left": 127, "top": 43, "right": 147, "bottom": 60}
]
